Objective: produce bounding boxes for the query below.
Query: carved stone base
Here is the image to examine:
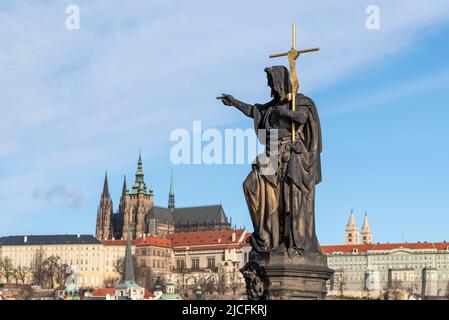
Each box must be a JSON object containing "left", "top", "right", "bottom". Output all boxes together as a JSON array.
[{"left": 241, "top": 250, "right": 334, "bottom": 300}]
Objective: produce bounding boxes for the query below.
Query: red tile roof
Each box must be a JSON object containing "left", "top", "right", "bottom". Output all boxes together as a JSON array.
[
  {"left": 91, "top": 288, "right": 116, "bottom": 297},
  {"left": 102, "top": 240, "right": 129, "bottom": 246},
  {"left": 135, "top": 236, "right": 172, "bottom": 248},
  {"left": 101, "top": 236, "right": 171, "bottom": 248},
  {"left": 144, "top": 288, "right": 154, "bottom": 299},
  {"left": 169, "top": 229, "right": 246, "bottom": 248},
  {"left": 321, "top": 242, "right": 449, "bottom": 254}
]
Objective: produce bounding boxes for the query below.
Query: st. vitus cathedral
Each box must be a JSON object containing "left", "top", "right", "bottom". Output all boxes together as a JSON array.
[{"left": 95, "top": 154, "right": 232, "bottom": 241}]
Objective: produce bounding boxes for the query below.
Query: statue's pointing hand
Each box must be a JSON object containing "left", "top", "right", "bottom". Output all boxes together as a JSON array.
[{"left": 217, "top": 93, "right": 235, "bottom": 107}]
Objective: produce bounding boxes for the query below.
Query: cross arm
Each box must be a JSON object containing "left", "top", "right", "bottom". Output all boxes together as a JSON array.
[{"left": 269, "top": 47, "right": 320, "bottom": 59}]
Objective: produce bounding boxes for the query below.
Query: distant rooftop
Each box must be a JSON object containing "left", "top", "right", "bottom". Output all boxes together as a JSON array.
[
  {"left": 0, "top": 234, "right": 101, "bottom": 246},
  {"left": 322, "top": 242, "right": 449, "bottom": 254}
]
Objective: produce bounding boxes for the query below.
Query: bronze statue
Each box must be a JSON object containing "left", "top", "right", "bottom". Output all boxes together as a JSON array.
[
  {"left": 218, "top": 23, "right": 332, "bottom": 300},
  {"left": 218, "top": 65, "right": 323, "bottom": 257}
]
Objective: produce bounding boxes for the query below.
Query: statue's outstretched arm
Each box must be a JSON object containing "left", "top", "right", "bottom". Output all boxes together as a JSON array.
[
  {"left": 232, "top": 99, "right": 254, "bottom": 118},
  {"left": 217, "top": 94, "right": 254, "bottom": 118}
]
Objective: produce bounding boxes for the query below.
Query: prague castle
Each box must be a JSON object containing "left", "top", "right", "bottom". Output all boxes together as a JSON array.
[{"left": 95, "top": 154, "right": 231, "bottom": 241}]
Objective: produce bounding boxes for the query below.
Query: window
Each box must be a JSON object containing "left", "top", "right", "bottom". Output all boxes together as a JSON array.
[
  {"left": 207, "top": 257, "right": 216, "bottom": 269},
  {"left": 176, "top": 259, "right": 185, "bottom": 270},
  {"left": 191, "top": 258, "right": 200, "bottom": 270}
]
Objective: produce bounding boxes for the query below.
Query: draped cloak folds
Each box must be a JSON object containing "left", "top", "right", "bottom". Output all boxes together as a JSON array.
[{"left": 243, "top": 93, "right": 323, "bottom": 255}]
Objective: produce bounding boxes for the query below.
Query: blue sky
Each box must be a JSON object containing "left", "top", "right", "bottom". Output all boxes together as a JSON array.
[{"left": 0, "top": 1, "right": 448, "bottom": 245}]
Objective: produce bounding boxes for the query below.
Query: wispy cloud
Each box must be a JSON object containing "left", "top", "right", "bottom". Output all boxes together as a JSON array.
[{"left": 33, "top": 185, "right": 84, "bottom": 209}]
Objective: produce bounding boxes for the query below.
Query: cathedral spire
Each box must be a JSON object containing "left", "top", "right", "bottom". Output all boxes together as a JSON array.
[
  {"left": 168, "top": 171, "right": 175, "bottom": 212},
  {"left": 96, "top": 171, "right": 113, "bottom": 241},
  {"left": 121, "top": 175, "right": 128, "bottom": 197},
  {"left": 102, "top": 171, "right": 110, "bottom": 197}
]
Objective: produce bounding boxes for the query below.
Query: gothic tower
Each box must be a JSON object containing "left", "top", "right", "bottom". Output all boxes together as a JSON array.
[
  {"left": 345, "top": 209, "right": 360, "bottom": 245},
  {"left": 361, "top": 212, "right": 373, "bottom": 244},
  {"left": 121, "top": 153, "right": 154, "bottom": 240},
  {"left": 95, "top": 172, "right": 113, "bottom": 240},
  {"left": 168, "top": 171, "right": 175, "bottom": 212}
]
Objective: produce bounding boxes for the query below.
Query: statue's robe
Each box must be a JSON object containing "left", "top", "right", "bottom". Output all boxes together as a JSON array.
[{"left": 244, "top": 94, "right": 323, "bottom": 254}]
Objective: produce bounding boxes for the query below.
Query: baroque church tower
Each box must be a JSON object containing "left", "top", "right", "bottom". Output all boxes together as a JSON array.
[
  {"left": 95, "top": 172, "right": 113, "bottom": 240},
  {"left": 345, "top": 209, "right": 360, "bottom": 245}
]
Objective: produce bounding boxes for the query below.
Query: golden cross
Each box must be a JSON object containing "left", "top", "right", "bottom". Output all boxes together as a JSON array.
[{"left": 269, "top": 23, "right": 319, "bottom": 142}]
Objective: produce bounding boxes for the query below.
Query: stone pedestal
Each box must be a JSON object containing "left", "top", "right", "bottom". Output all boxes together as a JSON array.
[{"left": 241, "top": 250, "right": 334, "bottom": 300}]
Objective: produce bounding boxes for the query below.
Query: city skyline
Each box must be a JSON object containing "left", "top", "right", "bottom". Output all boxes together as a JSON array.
[{"left": 1, "top": 1, "right": 449, "bottom": 245}]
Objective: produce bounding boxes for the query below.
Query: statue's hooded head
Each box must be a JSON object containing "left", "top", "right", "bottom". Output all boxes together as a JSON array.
[{"left": 264, "top": 65, "right": 291, "bottom": 101}]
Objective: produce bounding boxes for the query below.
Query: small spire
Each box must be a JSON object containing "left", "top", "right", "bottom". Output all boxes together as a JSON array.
[
  {"left": 102, "top": 171, "right": 110, "bottom": 197},
  {"left": 362, "top": 212, "right": 371, "bottom": 233},
  {"left": 169, "top": 171, "right": 175, "bottom": 195},
  {"left": 168, "top": 171, "right": 175, "bottom": 211},
  {"left": 121, "top": 175, "right": 128, "bottom": 197},
  {"left": 346, "top": 210, "right": 358, "bottom": 229},
  {"left": 122, "top": 224, "right": 135, "bottom": 283}
]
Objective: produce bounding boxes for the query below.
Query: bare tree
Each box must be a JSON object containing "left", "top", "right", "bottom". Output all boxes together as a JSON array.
[
  {"left": 229, "top": 270, "right": 242, "bottom": 297},
  {"left": 389, "top": 280, "right": 404, "bottom": 300},
  {"left": 104, "top": 276, "right": 119, "bottom": 288},
  {"left": 217, "top": 267, "right": 228, "bottom": 295},
  {"left": 30, "top": 247, "right": 47, "bottom": 287},
  {"left": 113, "top": 257, "right": 125, "bottom": 279},
  {"left": 196, "top": 275, "right": 215, "bottom": 296},
  {"left": 54, "top": 262, "right": 68, "bottom": 287},
  {"left": 13, "top": 265, "right": 29, "bottom": 285},
  {"left": 113, "top": 255, "right": 138, "bottom": 280},
  {"left": 445, "top": 282, "right": 449, "bottom": 300},
  {"left": 43, "top": 255, "right": 62, "bottom": 288},
  {"left": 0, "top": 257, "right": 15, "bottom": 284},
  {"left": 333, "top": 270, "right": 346, "bottom": 298}
]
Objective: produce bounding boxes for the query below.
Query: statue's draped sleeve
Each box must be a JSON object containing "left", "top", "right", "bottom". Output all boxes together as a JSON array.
[{"left": 287, "top": 95, "right": 322, "bottom": 191}]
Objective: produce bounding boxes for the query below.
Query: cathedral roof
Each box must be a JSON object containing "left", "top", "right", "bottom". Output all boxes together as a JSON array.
[
  {"left": 148, "top": 206, "right": 174, "bottom": 224},
  {"left": 0, "top": 234, "right": 101, "bottom": 246},
  {"left": 148, "top": 204, "right": 229, "bottom": 227},
  {"left": 172, "top": 205, "right": 228, "bottom": 226}
]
